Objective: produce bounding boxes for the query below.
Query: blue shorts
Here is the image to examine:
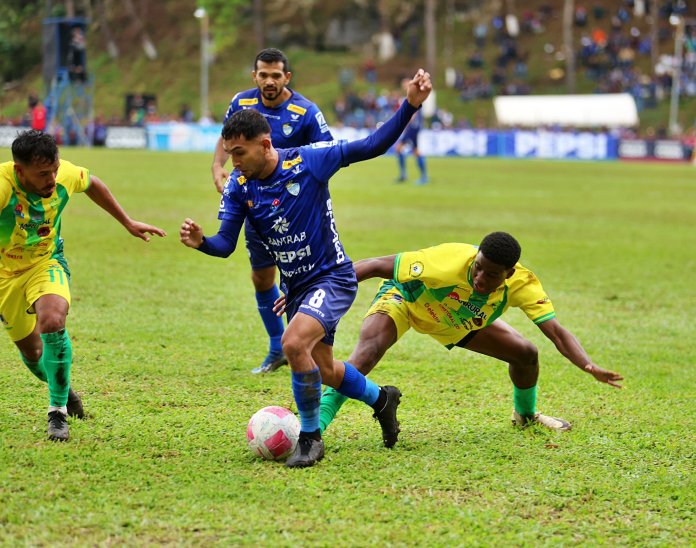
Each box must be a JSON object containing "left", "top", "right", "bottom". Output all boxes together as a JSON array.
[
  {"left": 285, "top": 268, "right": 357, "bottom": 346},
  {"left": 399, "top": 127, "right": 419, "bottom": 149},
  {"left": 245, "top": 219, "right": 276, "bottom": 270}
]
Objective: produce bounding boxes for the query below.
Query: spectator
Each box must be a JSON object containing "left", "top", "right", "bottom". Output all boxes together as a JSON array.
[
  {"left": 67, "top": 26, "right": 87, "bottom": 83},
  {"left": 28, "top": 95, "right": 47, "bottom": 131}
]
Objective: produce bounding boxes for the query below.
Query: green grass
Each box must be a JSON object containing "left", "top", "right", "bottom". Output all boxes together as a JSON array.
[{"left": 0, "top": 151, "right": 694, "bottom": 545}]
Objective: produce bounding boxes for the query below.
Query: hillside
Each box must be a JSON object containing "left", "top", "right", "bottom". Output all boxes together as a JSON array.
[{"left": 1, "top": 0, "right": 695, "bottom": 134}]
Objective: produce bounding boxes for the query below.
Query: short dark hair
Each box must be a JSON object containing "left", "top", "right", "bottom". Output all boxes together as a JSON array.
[
  {"left": 12, "top": 130, "right": 58, "bottom": 165},
  {"left": 479, "top": 231, "right": 521, "bottom": 268},
  {"left": 221, "top": 109, "right": 271, "bottom": 141},
  {"left": 254, "top": 48, "right": 289, "bottom": 72}
]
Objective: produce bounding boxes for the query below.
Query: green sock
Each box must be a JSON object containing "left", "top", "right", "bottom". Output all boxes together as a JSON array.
[
  {"left": 40, "top": 329, "right": 73, "bottom": 407},
  {"left": 20, "top": 352, "right": 47, "bottom": 382},
  {"left": 319, "top": 387, "right": 349, "bottom": 434},
  {"left": 513, "top": 385, "right": 537, "bottom": 418}
]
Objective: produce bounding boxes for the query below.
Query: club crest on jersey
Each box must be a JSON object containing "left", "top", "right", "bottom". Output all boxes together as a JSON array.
[
  {"left": 271, "top": 198, "right": 280, "bottom": 210},
  {"left": 282, "top": 123, "right": 294, "bottom": 136},
  {"left": 410, "top": 261, "right": 424, "bottom": 277},
  {"left": 473, "top": 318, "right": 483, "bottom": 327},
  {"left": 286, "top": 181, "right": 300, "bottom": 196}
]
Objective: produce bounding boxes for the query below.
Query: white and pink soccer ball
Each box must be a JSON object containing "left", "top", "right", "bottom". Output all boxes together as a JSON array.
[{"left": 246, "top": 406, "right": 300, "bottom": 461}]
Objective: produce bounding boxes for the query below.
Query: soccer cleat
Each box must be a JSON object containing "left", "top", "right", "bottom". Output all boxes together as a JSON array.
[
  {"left": 67, "top": 388, "right": 85, "bottom": 419},
  {"left": 511, "top": 410, "right": 572, "bottom": 432},
  {"left": 251, "top": 351, "right": 288, "bottom": 374},
  {"left": 395, "top": 176, "right": 407, "bottom": 183},
  {"left": 373, "top": 386, "right": 402, "bottom": 448},
  {"left": 47, "top": 410, "right": 69, "bottom": 441},
  {"left": 415, "top": 177, "right": 429, "bottom": 185},
  {"left": 285, "top": 435, "right": 325, "bottom": 468}
]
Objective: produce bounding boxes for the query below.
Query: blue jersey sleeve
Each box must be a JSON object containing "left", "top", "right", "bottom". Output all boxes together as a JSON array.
[
  {"left": 305, "top": 104, "right": 334, "bottom": 143},
  {"left": 342, "top": 101, "right": 419, "bottom": 164},
  {"left": 299, "top": 101, "right": 419, "bottom": 181},
  {"left": 299, "top": 141, "right": 346, "bottom": 181},
  {"left": 197, "top": 218, "right": 243, "bottom": 257}
]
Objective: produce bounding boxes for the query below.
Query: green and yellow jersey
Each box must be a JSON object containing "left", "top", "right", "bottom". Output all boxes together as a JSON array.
[
  {"left": 0, "top": 160, "right": 90, "bottom": 278},
  {"left": 391, "top": 243, "right": 555, "bottom": 344}
]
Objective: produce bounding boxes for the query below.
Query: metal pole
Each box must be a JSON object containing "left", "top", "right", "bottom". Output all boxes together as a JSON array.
[
  {"left": 200, "top": 10, "right": 209, "bottom": 120},
  {"left": 668, "top": 17, "right": 684, "bottom": 136}
]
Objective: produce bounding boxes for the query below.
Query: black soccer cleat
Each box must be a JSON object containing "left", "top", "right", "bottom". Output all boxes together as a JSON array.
[
  {"left": 67, "top": 388, "right": 85, "bottom": 419},
  {"left": 47, "top": 410, "right": 69, "bottom": 442},
  {"left": 373, "top": 385, "right": 402, "bottom": 448},
  {"left": 285, "top": 435, "right": 325, "bottom": 468}
]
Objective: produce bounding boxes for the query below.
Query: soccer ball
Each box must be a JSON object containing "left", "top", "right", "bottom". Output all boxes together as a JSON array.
[{"left": 246, "top": 406, "right": 300, "bottom": 461}]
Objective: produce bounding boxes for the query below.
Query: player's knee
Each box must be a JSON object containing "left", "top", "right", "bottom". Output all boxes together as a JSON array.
[
  {"left": 280, "top": 332, "right": 305, "bottom": 363},
  {"left": 37, "top": 312, "right": 66, "bottom": 334},
  {"left": 516, "top": 341, "right": 538, "bottom": 367}
]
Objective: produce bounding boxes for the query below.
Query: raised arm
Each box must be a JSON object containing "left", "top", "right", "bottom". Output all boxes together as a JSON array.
[
  {"left": 85, "top": 175, "right": 166, "bottom": 241},
  {"left": 343, "top": 69, "right": 432, "bottom": 164},
  {"left": 537, "top": 318, "right": 624, "bottom": 388},
  {"left": 354, "top": 255, "right": 397, "bottom": 282}
]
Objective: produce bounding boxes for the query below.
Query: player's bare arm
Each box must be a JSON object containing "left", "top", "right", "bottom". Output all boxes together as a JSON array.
[
  {"left": 211, "top": 137, "right": 229, "bottom": 193},
  {"left": 179, "top": 218, "right": 204, "bottom": 248},
  {"left": 537, "top": 318, "right": 624, "bottom": 388},
  {"left": 85, "top": 175, "right": 166, "bottom": 242},
  {"left": 354, "top": 255, "right": 397, "bottom": 282}
]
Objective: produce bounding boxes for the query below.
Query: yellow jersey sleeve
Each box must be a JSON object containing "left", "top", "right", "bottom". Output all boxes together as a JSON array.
[
  {"left": 394, "top": 243, "right": 477, "bottom": 288},
  {"left": 56, "top": 160, "right": 90, "bottom": 194},
  {"left": 507, "top": 267, "right": 556, "bottom": 324}
]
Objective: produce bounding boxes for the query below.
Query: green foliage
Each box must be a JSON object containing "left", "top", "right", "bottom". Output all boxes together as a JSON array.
[
  {"left": 197, "top": 0, "right": 251, "bottom": 52},
  {"left": 0, "top": 150, "right": 694, "bottom": 544},
  {"left": 0, "top": 1, "right": 42, "bottom": 83}
]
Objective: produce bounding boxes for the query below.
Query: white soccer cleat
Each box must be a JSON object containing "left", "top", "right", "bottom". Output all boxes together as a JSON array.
[{"left": 512, "top": 410, "right": 572, "bottom": 432}]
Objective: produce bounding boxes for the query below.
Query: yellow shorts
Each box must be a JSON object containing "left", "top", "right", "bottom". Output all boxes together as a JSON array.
[
  {"left": 365, "top": 280, "right": 477, "bottom": 348},
  {"left": 0, "top": 258, "right": 71, "bottom": 342}
]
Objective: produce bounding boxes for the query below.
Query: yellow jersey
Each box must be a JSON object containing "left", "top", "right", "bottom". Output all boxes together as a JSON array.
[
  {"left": 392, "top": 243, "right": 555, "bottom": 343},
  {"left": 0, "top": 160, "right": 90, "bottom": 277}
]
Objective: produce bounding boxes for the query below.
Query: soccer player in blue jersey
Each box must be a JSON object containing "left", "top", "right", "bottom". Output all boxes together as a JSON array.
[
  {"left": 211, "top": 48, "right": 333, "bottom": 375},
  {"left": 395, "top": 79, "right": 428, "bottom": 185},
  {"left": 182, "top": 68, "right": 433, "bottom": 468}
]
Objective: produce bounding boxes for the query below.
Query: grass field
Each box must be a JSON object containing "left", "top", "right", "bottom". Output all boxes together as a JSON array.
[{"left": 0, "top": 150, "right": 694, "bottom": 545}]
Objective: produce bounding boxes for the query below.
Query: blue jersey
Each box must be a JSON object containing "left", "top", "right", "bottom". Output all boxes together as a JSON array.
[
  {"left": 223, "top": 88, "right": 333, "bottom": 148},
  {"left": 218, "top": 141, "right": 351, "bottom": 295}
]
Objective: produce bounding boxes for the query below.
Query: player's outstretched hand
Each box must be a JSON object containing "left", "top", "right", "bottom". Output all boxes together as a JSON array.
[
  {"left": 180, "top": 218, "right": 204, "bottom": 248},
  {"left": 125, "top": 220, "right": 166, "bottom": 242},
  {"left": 406, "top": 68, "right": 432, "bottom": 109},
  {"left": 585, "top": 363, "right": 624, "bottom": 388},
  {"left": 213, "top": 165, "right": 229, "bottom": 194},
  {"left": 273, "top": 293, "right": 287, "bottom": 317}
]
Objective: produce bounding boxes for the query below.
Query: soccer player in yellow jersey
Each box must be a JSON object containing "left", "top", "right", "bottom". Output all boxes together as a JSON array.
[
  {"left": 0, "top": 130, "right": 166, "bottom": 441},
  {"left": 314, "top": 231, "right": 623, "bottom": 437}
]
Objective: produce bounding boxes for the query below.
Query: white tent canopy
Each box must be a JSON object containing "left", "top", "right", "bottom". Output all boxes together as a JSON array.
[{"left": 494, "top": 93, "right": 639, "bottom": 128}]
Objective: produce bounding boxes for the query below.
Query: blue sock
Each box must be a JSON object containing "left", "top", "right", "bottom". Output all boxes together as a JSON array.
[
  {"left": 397, "top": 153, "right": 406, "bottom": 178},
  {"left": 256, "top": 285, "right": 284, "bottom": 355},
  {"left": 292, "top": 368, "right": 322, "bottom": 433},
  {"left": 336, "top": 362, "right": 380, "bottom": 406},
  {"left": 417, "top": 155, "right": 427, "bottom": 178}
]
